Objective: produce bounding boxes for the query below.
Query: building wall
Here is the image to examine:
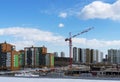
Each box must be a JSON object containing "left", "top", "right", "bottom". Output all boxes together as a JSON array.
[
  {"left": 0, "top": 42, "right": 19, "bottom": 71},
  {"left": 0, "top": 42, "right": 54, "bottom": 70},
  {"left": 78, "top": 48, "right": 82, "bottom": 63},
  {"left": 108, "top": 49, "right": 120, "bottom": 64},
  {"left": 100, "top": 52, "right": 103, "bottom": 63},
  {"left": 54, "top": 52, "right": 59, "bottom": 57},
  {"left": 91, "top": 49, "right": 94, "bottom": 63},
  {"left": 117, "top": 50, "right": 120, "bottom": 64},
  {"left": 19, "top": 50, "right": 25, "bottom": 68},
  {"left": 93, "top": 49, "right": 97, "bottom": 63},
  {"left": 54, "top": 57, "right": 71, "bottom": 66},
  {"left": 24, "top": 47, "right": 47, "bottom": 68},
  {"left": 82, "top": 49, "right": 86, "bottom": 63},
  {"left": 24, "top": 46, "right": 55, "bottom": 68},
  {"left": 73, "top": 47, "right": 103, "bottom": 64},
  {"left": 73, "top": 47, "right": 78, "bottom": 63},
  {"left": 61, "top": 52, "right": 65, "bottom": 57},
  {"left": 11, "top": 50, "right": 20, "bottom": 70},
  {"left": 0, "top": 43, "right": 15, "bottom": 52},
  {"left": 86, "top": 48, "right": 91, "bottom": 64}
]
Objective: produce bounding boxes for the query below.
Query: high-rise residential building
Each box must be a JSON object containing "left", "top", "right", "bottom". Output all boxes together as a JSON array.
[
  {"left": 105, "top": 54, "right": 108, "bottom": 59},
  {"left": 0, "top": 42, "right": 20, "bottom": 71},
  {"left": 24, "top": 46, "right": 47, "bottom": 68},
  {"left": 108, "top": 49, "right": 120, "bottom": 64},
  {"left": 96, "top": 50, "right": 99, "bottom": 63},
  {"left": 73, "top": 47, "right": 78, "bottom": 63},
  {"left": 93, "top": 49, "right": 97, "bottom": 63},
  {"left": 60, "top": 51, "right": 65, "bottom": 57},
  {"left": 78, "top": 48, "right": 86, "bottom": 63},
  {"left": 86, "top": 48, "right": 91, "bottom": 64},
  {"left": 81, "top": 49, "right": 86, "bottom": 63},
  {"left": 73, "top": 47, "right": 103, "bottom": 64},
  {"left": 78, "top": 48, "right": 82, "bottom": 62},
  {"left": 54, "top": 52, "right": 59, "bottom": 57},
  {"left": 100, "top": 52, "right": 103, "bottom": 63},
  {"left": 117, "top": 50, "right": 120, "bottom": 64},
  {"left": 91, "top": 49, "right": 94, "bottom": 63}
]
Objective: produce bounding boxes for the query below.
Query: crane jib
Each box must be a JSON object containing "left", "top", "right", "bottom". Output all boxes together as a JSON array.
[{"left": 65, "top": 27, "right": 94, "bottom": 68}]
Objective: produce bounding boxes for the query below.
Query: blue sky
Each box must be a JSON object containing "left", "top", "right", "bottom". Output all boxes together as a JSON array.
[{"left": 0, "top": 0, "right": 120, "bottom": 57}]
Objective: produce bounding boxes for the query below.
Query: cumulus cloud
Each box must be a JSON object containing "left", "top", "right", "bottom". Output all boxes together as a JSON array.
[
  {"left": 0, "top": 27, "right": 65, "bottom": 49},
  {"left": 59, "top": 12, "right": 67, "bottom": 18},
  {"left": 12, "top": 41, "right": 35, "bottom": 49},
  {"left": 58, "top": 23, "right": 64, "bottom": 28},
  {"left": 0, "top": 27, "right": 64, "bottom": 42},
  {"left": 1, "top": 27, "right": 120, "bottom": 52},
  {"left": 73, "top": 38, "right": 120, "bottom": 49},
  {"left": 79, "top": 0, "right": 120, "bottom": 20}
]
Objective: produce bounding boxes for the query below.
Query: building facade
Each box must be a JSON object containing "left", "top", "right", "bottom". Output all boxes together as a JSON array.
[
  {"left": 60, "top": 52, "right": 65, "bottom": 57},
  {"left": 53, "top": 52, "right": 59, "bottom": 57},
  {"left": 108, "top": 49, "right": 120, "bottom": 64},
  {"left": 0, "top": 42, "right": 20, "bottom": 71},
  {"left": 73, "top": 47, "right": 103, "bottom": 64},
  {"left": 73, "top": 47, "right": 78, "bottom": 63}
]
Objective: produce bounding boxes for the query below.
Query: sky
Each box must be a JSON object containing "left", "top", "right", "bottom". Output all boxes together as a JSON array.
[{"left": 0, "top": 0, "right": 120, "bottom": 57}]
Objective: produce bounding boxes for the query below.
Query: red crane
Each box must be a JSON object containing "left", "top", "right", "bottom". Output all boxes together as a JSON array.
[{"left": 65, "top": 27, "right": 94, "bottom": 68}]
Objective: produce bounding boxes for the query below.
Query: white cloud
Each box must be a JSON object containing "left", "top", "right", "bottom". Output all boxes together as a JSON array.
[
  {"left": 73, "top": 38, "right": 120, "bottom": 49},
  {"left": 1, "top": 27, "right": 120, "bottom": 54},
  {"left": 0, "top": 27, "right": 64, "bottom": 42},
  {"left": 58, "top": 23, "right": 64, "bottom": 28},
  {"left": 59, "top": 12, "right": 67, "bottom": 18},
  {"left": 0, "top": 27, "right": 65, "bottom": 50},
  {"left": 12, "top": 41, "right": 35, "bottom": 49},
  {"left": 79, "top": 0, "right": 120, "bottom": 20}
]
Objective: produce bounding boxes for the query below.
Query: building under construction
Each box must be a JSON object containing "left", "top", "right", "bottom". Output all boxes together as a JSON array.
[{"left": 54, "top": 57, "right": 71, "bottom": 67}]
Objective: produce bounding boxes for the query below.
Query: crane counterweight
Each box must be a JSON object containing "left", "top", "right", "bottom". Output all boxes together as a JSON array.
[{"left": 65, "top": 38, "right": 69, "bottom": 41}]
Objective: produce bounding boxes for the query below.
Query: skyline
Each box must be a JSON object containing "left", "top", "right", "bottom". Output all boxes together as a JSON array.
[{"left": 0, "top": 0, "right": 120, "bottom": 56}]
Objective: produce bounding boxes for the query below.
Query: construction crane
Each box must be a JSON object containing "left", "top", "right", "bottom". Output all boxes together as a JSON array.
[{"left": 65, "top": 27, "right": 94, "bottom": 68}]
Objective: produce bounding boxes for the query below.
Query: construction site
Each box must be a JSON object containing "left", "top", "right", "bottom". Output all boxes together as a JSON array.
[{"left": 0, "top": 27, "right": 120, "bottom": 79}]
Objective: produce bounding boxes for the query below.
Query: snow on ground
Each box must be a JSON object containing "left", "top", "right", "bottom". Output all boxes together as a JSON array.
[{"left": 0, "top": 77, "right": 119, "bottom": 82}]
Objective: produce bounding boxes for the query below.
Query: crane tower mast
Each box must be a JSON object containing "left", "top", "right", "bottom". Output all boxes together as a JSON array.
[{"left": 65, "top": 27, "right": 94, "bottom": 68}]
